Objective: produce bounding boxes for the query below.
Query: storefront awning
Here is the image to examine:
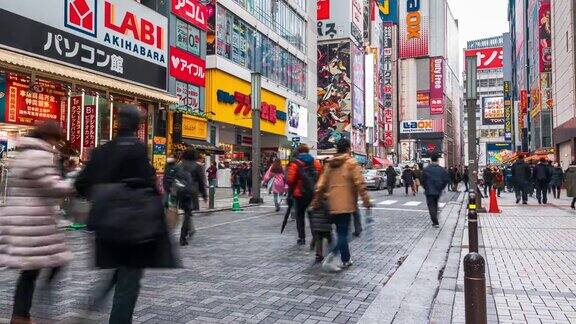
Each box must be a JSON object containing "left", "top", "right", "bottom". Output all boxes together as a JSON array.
[
  {"left": 373, "top": 156, "right": 392, "bottom": 167},
  {"left": 182, "top": 139, "right": 225, "bottom": 155},
  {"left": 0, "top": 48, "right": 179, "bottom": 104}
]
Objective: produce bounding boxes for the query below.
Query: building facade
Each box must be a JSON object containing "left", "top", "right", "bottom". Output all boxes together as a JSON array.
[
  {"left": 396, "top": 0, "right": 462, "bottom": 167},
  {"left": 551, "top": 0, "right": 576, "bottom": 167},
  {"left": 0, "top": 0, "right": 178, "bottom": 167},
  {"left": 463, "top": 36, "right": 510, "bottom": 167}
]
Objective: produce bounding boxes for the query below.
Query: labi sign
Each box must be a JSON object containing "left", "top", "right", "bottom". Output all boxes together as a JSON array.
[{"left": 0, "top": 0, "right": 168, "bottom": 89}]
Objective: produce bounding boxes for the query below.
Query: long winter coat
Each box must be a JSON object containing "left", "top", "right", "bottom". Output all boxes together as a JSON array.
[
  {"left": 550, "top": 167, "right": 564, "bottom": 187},
  {"left": 75, "top": 136, "right": 179, "bottom": 269},
  {"left": 565, "top": 165, "right": 576, "bottom": 197},
  {"left": 0, "top": 137, "right": 73, "bottom": 270},
  {"left": 313, "top": 154, "right": 370, "bottom": 214},
  {"left": 402, "top": 169, "right": 414, "bottom": 187}
]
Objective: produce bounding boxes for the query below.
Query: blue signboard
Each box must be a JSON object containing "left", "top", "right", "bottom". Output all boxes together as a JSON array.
[{"left": 377, "top": 0, "right": 398, "bottom": 24}]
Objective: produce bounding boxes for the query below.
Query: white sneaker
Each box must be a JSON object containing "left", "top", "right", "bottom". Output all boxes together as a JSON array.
[
  {"left": 321, "top": 252, "right": 342, "bottom": 272},
  {"left": 341, "top": 261, "right": 354, "bottom": 269}
]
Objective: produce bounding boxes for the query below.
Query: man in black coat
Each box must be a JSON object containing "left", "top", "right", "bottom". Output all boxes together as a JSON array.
[
  {"left": 511, "top": 155, "right": 532, "bottom": 204},
  {"left": 421, "top": 154, "right": 450, "bottom": 228},
  {"left": 385, "top": 165, "right": 397, "bottom": 195},
  {"left": 532, "top": 158, "right": 552, "bottom": 204},
  {"left": 75, "top": 106, "right": 178, "bottom": 323},
  {"left": 483, "top": 166, "right": 494, "bottom": 197}
]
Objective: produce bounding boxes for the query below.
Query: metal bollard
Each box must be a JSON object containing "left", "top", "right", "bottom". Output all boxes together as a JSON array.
[
  {"left": 468, "top": 193, "right": 478, "bottom": 253},
  {"left": 464, "top": 252, "right": 487, "bottom": 324},
  {"left": 209, "top": 184, "right": 215, "bottom": 210}
]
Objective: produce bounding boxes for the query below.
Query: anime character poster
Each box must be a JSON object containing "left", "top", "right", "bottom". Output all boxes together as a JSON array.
[{"left": 317, "top": 41, "right": 352, "bottom": 152}]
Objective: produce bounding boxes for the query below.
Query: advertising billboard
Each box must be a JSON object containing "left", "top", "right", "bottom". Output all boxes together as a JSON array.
[
  {"left": 377, "top": 0, "right": 398, "bottom": 24},
  {"left": 317, "top": 0, "right": 330, "bottom": 20},
  {"left": 317, "top": 0, "right": 361, "bottom": 44},
  {"left": 482, "top": 96, "right": 505, "bottom": 125},
  {"left": 429, "top": 57, "right": 444, "bottom": 115},
  {"left": 317, "top": 41, "right": 351, "bottom": 151},
  {"left": 400, "top": 119, "right": 444, "bottom": 134},
  {"left": 288, "top": 102, "right": 308, "bottom": 138},
  {"left": 486, "top": 142, "right": 512, "bottom": 165},
  {"left": 417, "top": 91, "right": 429, "bottom": 108},
  {"left": 0, "top": 0, "right": 168, "bottom": 89},
  {"left": 382, "top": 23, "right": 395, "bottom": 148},
  {"left": 464, "top": 47, "right": 504, "bottom": 70},
  {"left": 171, "top": 0, "right": 208, "bottom": 31},
  {"left": 503, "top": 81, "right": 513, "bottom": 141},
  {"left": 539, "top": 1, "right": 551, "bottom": 73},
  {"left": 399, "top": 0, "right": 429, "bottom": 58},
  {"left": 169, "top": 46, "right": 206, "bottom": 87}
]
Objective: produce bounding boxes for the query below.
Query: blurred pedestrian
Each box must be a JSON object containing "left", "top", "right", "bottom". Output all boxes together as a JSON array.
[
  {"left": 206, "top": 161, "right": 218, "bottom": 187},
  {"left": 462, "top": 166, "right": 470, "bottom": 192},
  {"left": 287, "top": 144, "right": 322, "bottom": 245},
  {"left": 421, "top": 154, "right": 450, "bottom": 228},
  {"left": 163, "top": 154, "right": 178, "bottom": 207},
  {"left": 313, "top": 139, "right": 371, "bottom": 272},
  {"left": 231, "top": 165, "right": 242, "bottom": 195},
  {"left": 402, "top": 165, "right": 415, "bottom": 195},
  {"left": 493, "top": 167, "right": 505, "bottom": 197},
  {"left": 0, "top": 121, "right": 73, "bottom": 324},
  {"left": 385, "top": 165, "right": 397, "bottom": 195},
  {"left": 483, "top": 166, "right": 494, "bottom": 196},
  {"left": 512, "top": 155, "right": 532, "bottom": 204},
  {"left": 413, "top": 165, "right": 422, "bottom": 193},
  {"left": 565, "top": 161, "right": 576, "bottom": 209},
  {"left": 75, "top": 106, "right": 178, "bottom": 323},
  {"left": 263, "top": 158, "right": 286, "bottom": 212},
  {"left": 550, "top": 162, "right": 564, "bottom": 199},
  {"left": 246, "top": 163, "right": 253, "bottom": 196},
  {"left": 174, "top": 148, "right": 207, "bottom": 246},
  {"left": 533, "top": 158, "right": 552, "bottom": 204}
]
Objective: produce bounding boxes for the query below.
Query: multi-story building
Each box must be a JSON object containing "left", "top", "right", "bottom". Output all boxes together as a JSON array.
[
  {"left": 201, "top": 0, "right": 315, "bottom": 164},
  {"left": 396, "top": 0, "right": 462, "bottom": 167},
  {"left": 508, "top": 0, "right": 553, "bottom": 154},
  {"left": 551, "top": 0, "right": 576, "bottom": 167},
  {"left": 0, "top": 0, "right": 178, "bottom": 167},
  {"left": 463, "top": 36, "right": 509, "bottom": 167}
]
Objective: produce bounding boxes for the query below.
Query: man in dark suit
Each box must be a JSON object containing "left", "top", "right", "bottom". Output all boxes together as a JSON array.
[{"left": 421, "top": 154, "right": 450, "bottom": 228}]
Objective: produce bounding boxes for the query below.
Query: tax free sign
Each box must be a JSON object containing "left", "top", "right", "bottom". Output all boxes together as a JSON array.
[{"left": 0, "top": 0, "right": 168, "bottom": 89}]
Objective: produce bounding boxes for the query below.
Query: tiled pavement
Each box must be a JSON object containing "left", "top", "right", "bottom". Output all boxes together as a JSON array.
[
  {"left": 434, "top": 191, "right": 576, "bottom": 323},
  {"left": 0, "top": 191, "right": 460, "bottom": 323}
]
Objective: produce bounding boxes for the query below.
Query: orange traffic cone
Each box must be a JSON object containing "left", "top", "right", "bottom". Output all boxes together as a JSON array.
[{"left": 488, "top": 188, "right": 501, "bottom": 213}]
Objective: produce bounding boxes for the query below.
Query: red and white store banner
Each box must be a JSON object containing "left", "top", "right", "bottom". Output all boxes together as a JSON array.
[
  {"left": 169, "top": 46, "right": 206, "bottom": 87},
  {"left": 171, "top": 0, "right": 208, "bottom": 31},
  {"left": 399, "top": 0, "right": 429, "bottom": 58},
  {"left": 82, "top": 105, "right": 97, "bottom": 161},
  {"left": 464, "top": 47, "right": 504, "bottom": 70},
  {"left": 69, "top": 96, "right": 82, "bottom": 152},
  {"left": 429, "top": 57, "right": 444, "bottom": 115}
]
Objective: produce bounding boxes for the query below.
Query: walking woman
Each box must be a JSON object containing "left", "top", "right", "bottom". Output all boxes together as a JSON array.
[
  {"left": 263, "top": 158, "right": 286, "bottom": 212},
  {"left": 0, "top": 121, "right": 74, "bottom": 324},
  {"left": 413, "top": 165, "right": 422, "bottom": 194},
  {"left": 550, "top": 162, "right": 564, "bottom": 199},
  {"left": 402, "top": 166, "right": 415, "bottom": 195},
  {"left": 565, "top": 161, "right": 576, "bottom": 210}
]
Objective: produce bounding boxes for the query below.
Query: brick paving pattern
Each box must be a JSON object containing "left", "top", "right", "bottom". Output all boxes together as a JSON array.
[
  {"left": 0, "top": 191, "right": 457, "bottom": 323},
  {"left": 451, "top": 193, "right": 576, "bottom": 324}
]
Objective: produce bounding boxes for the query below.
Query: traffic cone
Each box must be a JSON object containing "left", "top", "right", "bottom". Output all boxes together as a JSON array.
[
  {"left": 232, "top": 190, "right": 242, "bottom": 212},
  {"left": 488, "top": 188, "right": 501, "bottom": 213}
]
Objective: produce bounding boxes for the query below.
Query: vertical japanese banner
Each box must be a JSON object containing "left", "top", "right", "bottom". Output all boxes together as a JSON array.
[
  {"left": 69, "top": 96, "right": 82, "bottom": 152},
  {"left": 82, "top": 105, "right": 96, "bottom": 161},
  {"left": 137, "top": 105, "right": 148, "bottom": 144},
  {"left": 503, "top": 81, "right": 513, "bottom": 141},
  {"left": 538, "top": 1, "right": 551, "bottom": 73},
  {"left": 429, "top": 57, "right": 444, "bottom": 115},
  {"left": 519, "top": 90, "right": 528, "bottom": 129},
  {"left": 382, "top": 23, "right": 394, "bottom": 148}
]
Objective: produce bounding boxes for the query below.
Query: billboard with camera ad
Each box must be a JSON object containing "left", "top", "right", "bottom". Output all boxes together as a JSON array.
[
  {"left": 0, "top": 0, "right": 168, "bottom": 89},
  {"left": 482, "top": 96, "right": 505, "bottom": 125}
]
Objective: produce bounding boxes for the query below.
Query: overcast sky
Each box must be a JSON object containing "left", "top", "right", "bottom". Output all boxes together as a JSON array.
[{"left": 447, "top": 0, "right": 510, "bottom": 49}]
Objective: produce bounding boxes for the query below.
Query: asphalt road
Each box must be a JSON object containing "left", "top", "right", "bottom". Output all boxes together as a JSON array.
[{"left": 0, "top": 188, "right": 460, "bottom": 324}]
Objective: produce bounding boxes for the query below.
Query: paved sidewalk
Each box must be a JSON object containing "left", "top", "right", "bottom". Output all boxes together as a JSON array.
[{"left": 432, "top": 191, "right": 576, "bottom": 323}]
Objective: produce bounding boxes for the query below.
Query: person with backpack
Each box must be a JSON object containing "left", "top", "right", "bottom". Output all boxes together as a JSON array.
[
  {"left": 0, "top": 121, "right": 74, "bottom": 324},
  {"left": 174, "top": 148, "right": 208, "bottom": 246},
  {"left": 287, "top": 144, "right": 322, "bottom": 245},
  {"left": 75, "top": 106, "right": 178, "bottom": 323},
  {"left": 533, "top": 158, "right": 552, "bottom": 204},
  {"left": 312, "top": 139, "right": 371, "bottom": 271}
]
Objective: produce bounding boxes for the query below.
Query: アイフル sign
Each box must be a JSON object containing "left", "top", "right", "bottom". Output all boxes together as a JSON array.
[{"left": 169, "top": 46, "right": 206, "bottom": 87}]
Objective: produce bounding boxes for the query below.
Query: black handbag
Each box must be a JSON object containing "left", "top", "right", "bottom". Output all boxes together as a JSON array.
[{"left": 88, "top": 180, "right": 165, "bottom": 244}]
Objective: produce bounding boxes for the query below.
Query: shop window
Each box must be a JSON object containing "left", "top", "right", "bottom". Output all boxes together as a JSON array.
[{"left": 175, "top": 81, "right": 202, "bottom": 113}]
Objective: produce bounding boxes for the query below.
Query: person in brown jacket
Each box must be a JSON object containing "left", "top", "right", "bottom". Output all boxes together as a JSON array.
[{"left": 312, "top": 139, "right": 371, "bottom": 271}]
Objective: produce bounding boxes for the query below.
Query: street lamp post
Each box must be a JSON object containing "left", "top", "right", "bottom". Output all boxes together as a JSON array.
[
  {"left": 250, "top": 40, "right": 263, "bottom": 204},
  {"left": 465, "top": 55, "right": 483, "bottom": 212}
]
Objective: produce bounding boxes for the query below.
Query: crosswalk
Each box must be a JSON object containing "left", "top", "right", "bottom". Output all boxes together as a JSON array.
[{"left": 369, "top": 200, "right": 447, "bottom": 208}]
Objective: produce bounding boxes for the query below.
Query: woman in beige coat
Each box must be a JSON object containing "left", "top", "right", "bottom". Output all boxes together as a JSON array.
[{"left": 0, "top": 121, "right": 73, "bottom": 324}]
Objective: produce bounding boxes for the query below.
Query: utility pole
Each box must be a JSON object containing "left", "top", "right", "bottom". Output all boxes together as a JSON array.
[
  {"left": 250, "top": 39, "right": 263, "bottom": 204},
  {"left": 466, "top": 55, "right": 484, "bottom": 212}
]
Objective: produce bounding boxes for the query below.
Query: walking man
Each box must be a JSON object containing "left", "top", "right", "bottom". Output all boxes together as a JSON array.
[
  {"left": 287, "top": 144, "right": 322, "bottom": 245},
  {"left": 550, "top": 162, "right": 564, "bottom": 199},
  {"left": 385, "top": 165, "right": 397, "bottom": 195},
  {"left": 462, "top": 166, "right": 470, "bottom": 192},
  {"left": 313, "top": 139, "right": 371, "bottom": 272},
  {"left": 421, "top": 154, "right": 450, "bottom": 228},
  {"left": 565, "top": 161, "right": 576, "bottom": 209},
  {"left": 533, "top": 158, "right": 552, "bottom": 204},
  {"left": 483, "top": 166, "right": 494, "bottom": 197},
  {"left": 511, "top": 155, "right": 532, "bottom": 204}
]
